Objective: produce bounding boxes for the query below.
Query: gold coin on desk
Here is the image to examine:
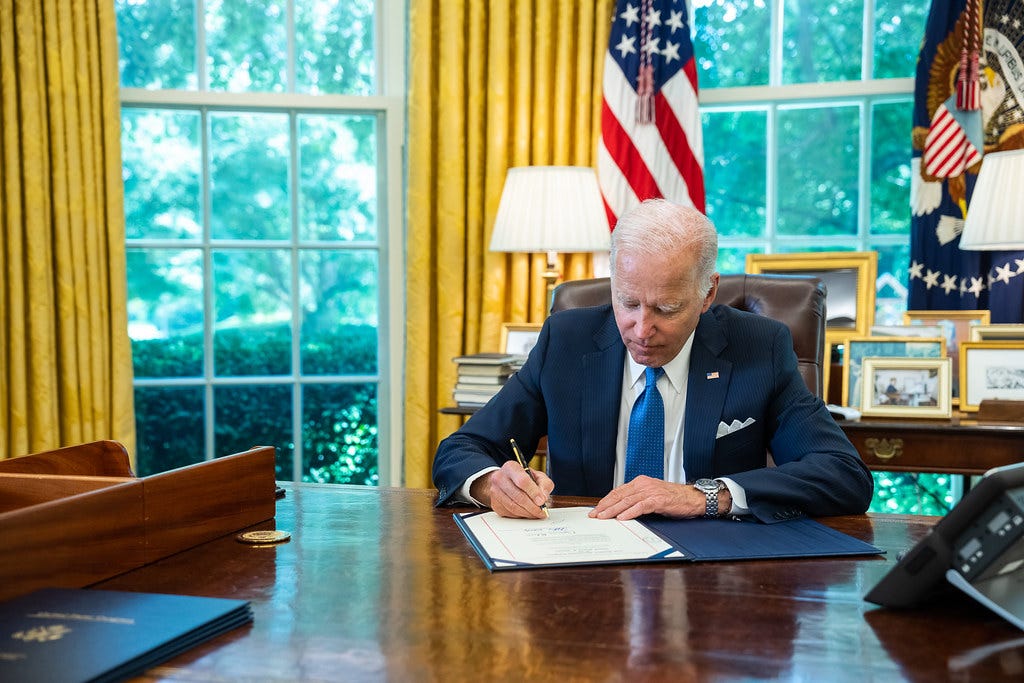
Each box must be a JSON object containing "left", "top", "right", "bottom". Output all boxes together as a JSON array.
[{"left": 236, "top": 529, "right": 291, "bottom": 545}]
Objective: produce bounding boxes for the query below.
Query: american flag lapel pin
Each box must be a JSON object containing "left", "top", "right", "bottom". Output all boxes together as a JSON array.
[{"left": 706, "top": 371, "right": 719, "bottom": 380}]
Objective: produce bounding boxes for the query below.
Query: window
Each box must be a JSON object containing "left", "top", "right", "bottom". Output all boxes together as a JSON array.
[
  {"left": 694, "top": 0, "right": 953, "bottom": 514},
  {"left": 695, "top": 0, "right": 927, "bottom": 326},
  {"left": 116, "top": 0, "right": 404, "bottom": 485}
]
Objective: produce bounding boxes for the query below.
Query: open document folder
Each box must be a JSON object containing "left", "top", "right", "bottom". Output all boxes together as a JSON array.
[{"left": 455, "top": 506, "right": 883, "bottom": 571}]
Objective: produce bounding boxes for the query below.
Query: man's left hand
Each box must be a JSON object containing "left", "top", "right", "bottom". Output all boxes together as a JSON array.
[{"left": 589, "top": 476, "right": 732, "bottom": 520}]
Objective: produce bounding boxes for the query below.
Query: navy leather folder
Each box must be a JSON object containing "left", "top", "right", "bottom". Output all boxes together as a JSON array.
[{"left": 0, "top": 588, "right": 252, "bottom": 682}]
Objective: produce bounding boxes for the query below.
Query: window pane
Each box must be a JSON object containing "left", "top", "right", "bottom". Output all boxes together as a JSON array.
[
  {"left": 703, "top": 109, "right": 767, "bottom": 237},
  {"left": 873, "top": 1, "right": 929, "bottom": 79},
  {"left": 871, "top": 100, "right": 912, "bottom": 235},
  {"left": 128, "top": 248, "right": 203, "bottom": 378},
  {"left": 210, "top": 113, "right": 290, "bottom": 240},
  {"left": 300, "top": 250, "right": 379, "bottom": 374},
  {"left": 694, "top": 0, "right": 771, "bottom": 88},
  {"left": 777, "top": 104, "right": 859, "bottom": 236},
  {"left": 303, "top": 383, "right": 378, "bottom": 485},
  {"left": 782, "top": 0, "right": 863, "bottom": 84},
  {"left": 717, "top": 246, "right": 754, "bottom": 275},
  {"left": 295, "top": 0, "right": 376, "bottom": 95},
  {"left": 134, "top": 386, "right": 205, "bottom": 476},
  {"left": 298, "top": 114, "right": 378, "bottom": 241},
  {"left": 215, "top": 385, "right": 294, "bottom": 479},
  {"left": 122, "top": 109, "right": 201, "bottom": 240},
  {"left": 206, "top": 0, "right": 287, "bottom": 92},
  {"left": 873, "top": 242, "right": 911, "bottom": 325},
  {"left": 214, "top": 250, "right": 292, "bottom": 376},
  {"left": 116, "top": 0, "right": 197, "bottom": 89}
]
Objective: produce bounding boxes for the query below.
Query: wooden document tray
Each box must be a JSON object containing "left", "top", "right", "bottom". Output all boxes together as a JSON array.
[{"left": 0, "top": 441, "right": 277, "bottom": 601}]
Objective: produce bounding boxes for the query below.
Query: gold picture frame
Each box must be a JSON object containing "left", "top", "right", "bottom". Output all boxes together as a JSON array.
[
  {"left": 745, "top": 250, "right": 880, "bottom": 403},
  {"left": 903, "top": 310, "right": 991, "bottom": 405},
  {"left": 860, "top": 357, "right": 952, "bottom": 419},
  {"left": 500, "top": 322, "right": 543, "bottom": 356},
  {"left": 969, "top": 324, "right": 1024, "bottom": 342},
  {"left": 958, "top": 341, "right": 1024, "bottom": 412},
  {"left": 841, "top": 335, "right": 947, "bottom": 409},
  {"left": 745, "top": 251, "right": 878, "bottom": 354}
]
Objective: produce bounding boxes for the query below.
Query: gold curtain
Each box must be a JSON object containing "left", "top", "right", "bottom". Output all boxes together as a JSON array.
[
  {"left": 404, "top": 0, "right": 615, "bottom": 488},
  {"left": 0, "top": 0, "right": 135, "bottom": 460}
]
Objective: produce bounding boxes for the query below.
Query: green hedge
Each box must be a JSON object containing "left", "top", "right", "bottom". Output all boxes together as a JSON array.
[{"left": 132, "top": 323, "right": 378, "bottom": 485}]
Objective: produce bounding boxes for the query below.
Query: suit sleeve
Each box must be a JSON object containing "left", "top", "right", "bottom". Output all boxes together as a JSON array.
[
  {"left": 432, "top": 323, "right": 553, "bottom": 506},
  {"left": 729, "top": 323, "right": 874, "bottom": 522}
]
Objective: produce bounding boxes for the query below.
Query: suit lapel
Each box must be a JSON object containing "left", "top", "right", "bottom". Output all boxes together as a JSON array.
[
  {"left": 580, "top": 311, "right": 624, "bottom": 491},
  {"left": 684, "top": 309, "right": 731, "bottom": 480}
]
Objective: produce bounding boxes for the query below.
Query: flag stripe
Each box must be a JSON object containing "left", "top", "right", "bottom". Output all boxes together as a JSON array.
[
  {"left": 601, "top": 95, "right": 664, "bottom": 201},
  {"left": 654, "top": 91, "right": 704, "bottom": 211},
  {"left": 599, "top": 0, "right": 704, "bottom": 229}
]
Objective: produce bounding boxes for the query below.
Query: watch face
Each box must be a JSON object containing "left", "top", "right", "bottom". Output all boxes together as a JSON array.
[{"left": 694, "top": 478, "right": 716, "bottom": 491}]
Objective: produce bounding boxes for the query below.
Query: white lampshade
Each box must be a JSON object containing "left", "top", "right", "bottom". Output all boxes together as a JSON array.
[
  {"left": 489, "top": 166, "right": 611, "bottom": 254},
  {"left": 960, "top": 148, "right": 1024, "bottom": 250}
]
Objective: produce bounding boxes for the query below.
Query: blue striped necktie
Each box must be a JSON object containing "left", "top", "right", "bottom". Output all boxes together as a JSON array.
[{"left": 625, "top": 366, "right": 665, "bottom": 481}]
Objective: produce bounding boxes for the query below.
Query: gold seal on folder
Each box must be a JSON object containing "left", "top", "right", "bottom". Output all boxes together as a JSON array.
[{"left": 236, "top": 530, "right": 291, "bottom": 545}]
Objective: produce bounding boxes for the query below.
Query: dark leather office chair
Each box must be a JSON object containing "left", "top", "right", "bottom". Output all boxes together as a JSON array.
[{"left": 550, "top": 274, "right": 827, "bottom": 397}]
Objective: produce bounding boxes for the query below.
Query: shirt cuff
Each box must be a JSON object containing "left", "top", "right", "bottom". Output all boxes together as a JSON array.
[
  {"left": 457, "top": 466, "right": 501, "bottom": 506},
  {"left": 718, "top": 477, "right": 750, "bottom": 516}
]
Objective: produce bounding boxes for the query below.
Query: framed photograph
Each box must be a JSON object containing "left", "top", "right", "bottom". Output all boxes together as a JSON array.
[
  {"left": 860, "top": 357, "right": 952, "bottom": 419},
  {"left": 903, "top": 310, "right": 991, "bottom": 404},
  {"left": 842, "top": 335, "right": 947, "bottom": 409},
  {"left": 745, "top": 251, "right": 877, "bottom": 351},
  {"left": 958, "top": 341, "right": 1024, "bottom": 412},
  {"left": 969, "top": 324, "right": 1024, "bottom": 342},
  {"left": 500, "top": 322, "right": 543, "bottom": 356}
]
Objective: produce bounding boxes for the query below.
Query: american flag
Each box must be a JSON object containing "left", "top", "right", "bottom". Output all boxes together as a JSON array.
[{"left": 598, "top": 0, "right": 704, "bottom": 229}]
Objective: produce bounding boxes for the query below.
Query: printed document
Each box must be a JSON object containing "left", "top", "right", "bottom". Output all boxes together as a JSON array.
[{"left": 457, "top": 506, "right": 683, "bottom": 568}]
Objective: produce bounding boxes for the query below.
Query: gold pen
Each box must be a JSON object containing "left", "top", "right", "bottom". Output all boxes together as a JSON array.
[{"left": 509, "top": 438, "right": 548, "bottom": 517}]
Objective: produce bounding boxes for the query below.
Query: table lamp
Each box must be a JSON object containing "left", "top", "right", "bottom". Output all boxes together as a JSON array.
[
  {"left": 959, "top": 148, "right": 1024, "bottom": 250},
  {"left": 489, "top": 166, "right": 611, "bottom": 297}
]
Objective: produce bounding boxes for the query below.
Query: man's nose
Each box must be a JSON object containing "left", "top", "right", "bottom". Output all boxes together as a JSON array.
[{"left": 634, "top": 309, "right": 655, "bottom": 338}]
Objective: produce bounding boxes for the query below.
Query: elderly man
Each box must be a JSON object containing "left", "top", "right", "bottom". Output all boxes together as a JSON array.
[{"left": 433, "top": 199, "right": 873, "bottom": 522}]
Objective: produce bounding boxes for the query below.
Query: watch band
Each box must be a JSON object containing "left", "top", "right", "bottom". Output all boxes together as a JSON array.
[
  {"left": 703, "top": 486, "right": 719, "bottom": 518},
  {"left": 694, "top": 478, "right": 725, "bottom": 518}
]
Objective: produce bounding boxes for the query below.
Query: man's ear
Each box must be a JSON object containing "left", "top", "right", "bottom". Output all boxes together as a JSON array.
[{"left": 701, "top": 273, "right": 720, "bottom": 312}]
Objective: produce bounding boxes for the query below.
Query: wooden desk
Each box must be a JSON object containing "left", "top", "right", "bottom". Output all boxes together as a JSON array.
[
  {"left": 90, "top": 484, "right": 1024, "bottom": 681},
  {"left": 840, "top": 416, "right": 1024, "bottom": 475}
]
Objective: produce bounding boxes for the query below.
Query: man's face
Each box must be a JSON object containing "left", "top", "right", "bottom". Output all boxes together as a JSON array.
[{"left": 611, "top": 249, "right": 718, "bottom": 368}]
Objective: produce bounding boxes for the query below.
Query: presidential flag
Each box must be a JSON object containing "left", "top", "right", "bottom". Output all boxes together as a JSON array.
[
  {"left": 909, "top": 0, "right": 1024, "bottom": 322},
  {"left": 598, "top": 0, "right": 704, "bottom": 229}
]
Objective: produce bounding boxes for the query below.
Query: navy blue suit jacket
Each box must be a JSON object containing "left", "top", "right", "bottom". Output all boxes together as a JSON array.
[{"left": 433, "top": 304, "right": 873, "bottom": 522}]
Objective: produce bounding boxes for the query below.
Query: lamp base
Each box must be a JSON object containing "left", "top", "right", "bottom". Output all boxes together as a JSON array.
[{"left": 543, "top": 252, "right": 560, "bottom": 310}]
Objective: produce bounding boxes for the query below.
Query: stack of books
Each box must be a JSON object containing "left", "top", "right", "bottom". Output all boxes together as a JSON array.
[{"left": 452, "top": 353, "right": 523, "bottom": 407}]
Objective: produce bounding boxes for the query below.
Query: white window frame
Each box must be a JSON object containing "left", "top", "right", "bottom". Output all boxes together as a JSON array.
[{"left": 120, "top": 0, "right": 406, "bottom": 486}]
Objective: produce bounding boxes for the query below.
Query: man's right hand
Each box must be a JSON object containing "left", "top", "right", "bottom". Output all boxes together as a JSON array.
[{"left": 470, "top": 460, "right": 553, "bottom": 518}]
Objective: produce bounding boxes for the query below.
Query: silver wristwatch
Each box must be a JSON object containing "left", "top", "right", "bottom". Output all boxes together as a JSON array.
[{"left": 693, "top": 478, "right": 726, "bottom": 518}]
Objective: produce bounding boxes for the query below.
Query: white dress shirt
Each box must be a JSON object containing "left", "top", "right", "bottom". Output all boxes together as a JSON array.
[{"left": 616, "top": 332, "right": 750, "bottom": 515}]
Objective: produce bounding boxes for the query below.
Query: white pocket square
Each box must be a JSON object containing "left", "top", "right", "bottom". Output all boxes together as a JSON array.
[{"left": 716, "top": 417, "right": 755, "bottom": 439}]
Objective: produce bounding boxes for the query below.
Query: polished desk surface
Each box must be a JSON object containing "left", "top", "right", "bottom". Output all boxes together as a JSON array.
[{"left": 92, "top": 484, "right": 1024, "bottom": 682}]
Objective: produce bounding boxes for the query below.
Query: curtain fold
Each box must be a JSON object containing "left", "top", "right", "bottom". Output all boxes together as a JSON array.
[
  {"left": 0, "top": 0, "right": 135, "bottom": 460},
  {"left": 404, "top": 0, "right": 614, "bottom": 488}
]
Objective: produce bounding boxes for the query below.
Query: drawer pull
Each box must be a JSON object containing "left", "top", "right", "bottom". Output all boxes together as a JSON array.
[{"left": 865, "top": 437, "right": 903, "bottom": 461}]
